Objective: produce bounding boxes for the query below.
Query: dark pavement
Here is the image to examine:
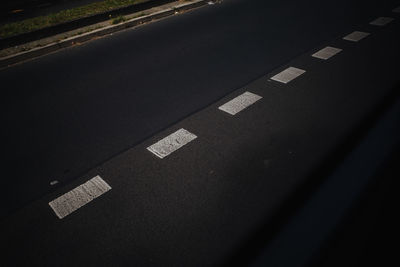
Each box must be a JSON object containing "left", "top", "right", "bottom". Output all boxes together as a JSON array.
[
  {"left": 1, "top": 0, "right": 400, "bottom": 265},
  {"left": 1, "top": 0, "right": 398, "bottom": 216}
]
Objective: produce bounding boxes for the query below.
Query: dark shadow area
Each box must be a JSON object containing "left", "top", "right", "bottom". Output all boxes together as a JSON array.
[
  {"left": 310, "top": 146, "right": 400, "bottom": 267},
  {"left": 224, "top": 83, "right": 400, "bottom": 266}
]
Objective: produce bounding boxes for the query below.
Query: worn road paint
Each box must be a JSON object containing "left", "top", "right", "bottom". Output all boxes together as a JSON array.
[
  {"left": 271, "top": 67, "right": 306, "bottom": 84},
  {"left": 49, "top": 175, "right": 111, "bottom": 219},
  {"left": 218, "top": 91, "right": 262, "bottom": 115},
  {"left": 312, "top": 46, "right": 342, "bottom": 60},
  {"left": 370, "top": 17, "right": 394, "bottom": 26},
  {"left": 147, "top": 129, "right": 197, "bottom": 159},
  {"left": 343, "top": 31, "right": 370, "bottom": 42}
]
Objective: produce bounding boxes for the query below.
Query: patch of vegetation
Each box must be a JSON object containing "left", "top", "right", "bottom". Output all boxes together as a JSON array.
[
  {"left": 0, "top": 0, "right": 150, "bottom": 39},
  {"left": 111, "top": 15, "right": 127, "bottom": 24}
]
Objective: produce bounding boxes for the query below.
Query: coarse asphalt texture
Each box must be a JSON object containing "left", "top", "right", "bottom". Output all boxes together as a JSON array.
[
  {"left": 1, "top": 0, "right": 400, "bottom": 265},
  {"left": 1, "top": 0, "right": 398, "bottom": 215}
]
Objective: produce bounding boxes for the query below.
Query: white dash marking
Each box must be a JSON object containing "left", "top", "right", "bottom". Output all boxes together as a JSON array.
[
  {"left": 370, "top": 17, "right": 394, "bottom": 26},
  {"left": 147, "top": 128, "right": 197, "bottom": 159},
  {"left": 218, "top": 91, "right": 262, "bottom": 115},
  {"left": 392, "top": 6, "right": 400, "bottom": 13},
  {"left": 312, "top": 46, "right": 342, "bottom": 60},
  {"left": 271, "top": 67, "right": 306, "bottom": 84},
  {"left": 49, "top": 175, "right": 111, "bottom": 219},
  {"left": 343, "top": 31, "right": 370, "bottom": 42}
]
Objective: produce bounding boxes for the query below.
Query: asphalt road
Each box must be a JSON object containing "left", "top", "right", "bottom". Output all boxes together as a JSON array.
[
  {"left": 1, "top": 0, "right": 400, "bottom": 265},
  {"left": 1, "top": 0, "right": 397, "bottom": 216}
]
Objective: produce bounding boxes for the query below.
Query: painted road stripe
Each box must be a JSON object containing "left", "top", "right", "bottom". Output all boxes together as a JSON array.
[
  {"left": 49, "top": 175, "right": 111, "bottom": 219},
  {"left": 370, "top": 17, "right": 394, "bottom": 26},
  {"left": 218, "top": 91, "right": 262, "bottom": 115},
  {"left": 312, "top": 46, "right": 342, "bottom": 60},
  {"left": 147, "top": 128, "right": 197, "bottom": 159},
  {"left": 393, "top": 6, "right": 400, "bottom": 13},
  {"left": 343, "top": 31, "right": 370, "bottom": 42},
  {"left": 271, "top": 67, "right": 306, "bottom": 84}
]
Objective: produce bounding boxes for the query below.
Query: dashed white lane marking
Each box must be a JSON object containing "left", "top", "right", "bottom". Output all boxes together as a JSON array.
[
  {"left": 218, "top": 91, "right": 262, "bottom": 115},
  {"left": 369, "top": 17, "right": 394, "bottom": 26},
  {"left": 393, "top": 6, "right": 400, "bottom": 13},
  {"left": 312, "top": 46, "right": 342, "bottom": 60},
  {"left": 270, "top": 67, "right": 306, "bottom": 84},
  {"left": 343, "top": 31, "right": 370, "bottom": 42},
  {"left": 49, "top": 175, "right": 111, "bottom": 219},
  {"left": 147, "top": 128, "right": 197, "bottom": 159}
]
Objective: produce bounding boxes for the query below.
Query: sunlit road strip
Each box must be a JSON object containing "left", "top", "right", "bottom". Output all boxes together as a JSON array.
[
  {"left": 369, "top": 17, "right": 394, "bottom": 26},
  {"left": 147, "top": 128, "right": 197, "bottom": 159},
  {"left": 49, "top": 176, "right": 111, "bottom": 219},
  {"left": 270, "top": 67, "right": 306, "bottom": 84},
  {"left": 312, "top": 46, "right": 342, "bottom": 60},
  {"left": 218, "top": 92, "right": 262, "bottom": 115},
  {"left": 343, "top": 31, "right": 370, "bottom": 42}
]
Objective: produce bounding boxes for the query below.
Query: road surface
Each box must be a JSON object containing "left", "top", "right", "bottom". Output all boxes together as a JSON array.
[{"left": 1, "top": 0, "right": 400, "bottom": 265}]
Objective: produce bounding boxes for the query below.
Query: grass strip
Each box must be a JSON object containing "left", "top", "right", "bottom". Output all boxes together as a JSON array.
[{"left": 0, "top": 0, "right": 151, "bottom": 39}]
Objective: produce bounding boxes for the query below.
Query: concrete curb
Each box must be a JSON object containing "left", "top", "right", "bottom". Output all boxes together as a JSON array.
[
  {"left": 0, "top": 0, "right": 178, "bottom": 50},
  {"left": 0, "top": 0, "right": 209, "bottom": 69}
]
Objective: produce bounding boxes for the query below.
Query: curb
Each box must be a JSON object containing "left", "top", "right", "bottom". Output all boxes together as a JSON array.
[
  {"left": 0, "top": 0, "right": 209, "bottom": 69},
  {"left": 0, "top": 0, "right": 178, "bottom": 50}
]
